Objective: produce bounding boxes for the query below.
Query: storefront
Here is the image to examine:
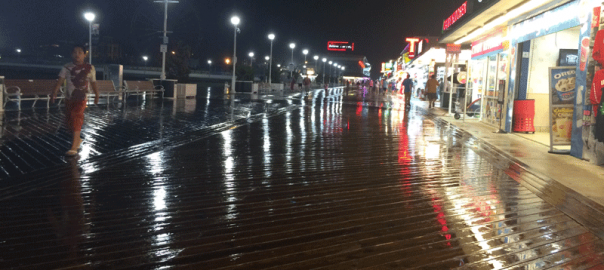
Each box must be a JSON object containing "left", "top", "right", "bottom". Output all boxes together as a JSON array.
[
  {"left": 508, "top": 3, "right": 583, "bottom": 151},
  {"left": 469, "top": 27, "right": 510, "bottom": 126},
  {"left": 409, "top": 47, "right": 471, "bottom": 98},
  {"left": 441, "top": 0, "right": 603, "bottom": 161}
]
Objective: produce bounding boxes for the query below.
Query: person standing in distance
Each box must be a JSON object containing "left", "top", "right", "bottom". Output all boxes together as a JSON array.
[
  {"left": 402, "top": 74, "right": 414, "bottom": 109},
  {"left": 425, "top": 74, "right": 440, "bottom": 108},
  {"left": 51, "top": 45, "right": 100, "bottom": 156},
  {"left": 303, "top": 75, "right": 311, "bottom": 96}
]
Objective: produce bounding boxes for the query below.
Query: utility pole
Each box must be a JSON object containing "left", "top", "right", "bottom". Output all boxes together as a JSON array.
[{"left": 155, "top": 0, "right": 178, "bottom": 81}]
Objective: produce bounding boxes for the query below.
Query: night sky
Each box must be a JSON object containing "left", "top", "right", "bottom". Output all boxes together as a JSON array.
[{"left": 0, "top": 0, "right": 466, "bottom": 77}]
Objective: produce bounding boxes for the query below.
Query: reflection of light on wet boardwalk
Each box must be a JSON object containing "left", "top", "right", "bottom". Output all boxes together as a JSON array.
[
  {"left": 0, "top": 90, "right": 289, "bottom": 178},
  {"left": 0, "top": 87, "right": 603, "bottom": 269}
]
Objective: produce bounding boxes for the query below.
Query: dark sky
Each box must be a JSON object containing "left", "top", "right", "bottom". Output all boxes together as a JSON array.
[{"left": 0, "top": 0, "right": 466, "bottom": 77}]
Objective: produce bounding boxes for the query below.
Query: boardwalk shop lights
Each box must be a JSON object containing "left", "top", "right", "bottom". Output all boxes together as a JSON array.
[
  {"left": 405, "top": 38, "right": 472, "bottom": 103},
  {"left": 440, "top": 0, "right": 604, "bottom": 164}
]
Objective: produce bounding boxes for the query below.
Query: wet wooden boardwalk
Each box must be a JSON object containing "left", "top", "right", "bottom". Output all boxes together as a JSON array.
[{"left": 1, "top": 88, "right": 604, "bottom": 269}]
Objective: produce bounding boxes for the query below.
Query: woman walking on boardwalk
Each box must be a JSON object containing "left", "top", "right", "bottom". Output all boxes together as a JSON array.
[
  {"left": 425, "top": 74, "right": 439, "bottom": 108},
  {"left": 51, "top": 45, "right": 100, "bottom": 156}
]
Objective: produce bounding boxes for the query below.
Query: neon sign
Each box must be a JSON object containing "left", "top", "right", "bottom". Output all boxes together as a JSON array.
[
  {"left": 328, "top": 41, "right": 355, "bottom": 51},
  {"left": 358, "top": 61, "right": 366, "bottom": 69},
  {"left": 406, "top": 38, "right": 420, "bottom": 59},
  {"left": 443, "top": 1, "right": 467, "bottom": 31}
]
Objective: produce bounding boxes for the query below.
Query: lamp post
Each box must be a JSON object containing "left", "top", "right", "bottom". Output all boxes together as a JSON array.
[
  {"left": 313, "top": 55, "right": 319, "bottom": 72},
  {"left": 143, "top": 55, "right": 149, "bottom": 76},
  {"left": 207, "top": 59, "right": 212, "bottom": 72},
  {"left": 84, "top": 12, "right": 95, "bottom": 64},
  {"left": 155, "top": 0, "right": 178, "bottom": 81},
  {"left": 328, "top": 61, "right": 333, "bottom": 84},
  {"left": 230, "top": 16, "right": 240, "bottom": 94},
  {"left": 322, "top": 58, "right": 327, "bottom": 85},
  {"left": 334, "top": 63, "right": 338, "bottom": 84},
  {"left": 289, "top": 43, "right": 295, "bottom": 78},
  {"left": 268, "top": 33, "right": 275, "bottom": 87},
  {"left": 303, "top": 49, "right": 308, "bottom": 63},
  {"left": 248, "top": 52, "right": 254, "bottom": 67},
  {"left": 16, "top": 48, "right": 21, "bottom": 59},
  {"left": 264, "top": 56, "right": 270, "bottom": 82}
]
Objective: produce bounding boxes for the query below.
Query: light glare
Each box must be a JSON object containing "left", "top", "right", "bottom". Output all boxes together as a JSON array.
[
  {"left": 231, "top": 16, "right": 240, "bottom": 25},
  {"left": 84, "top": 12, "right": 95, "bottom": 22}
]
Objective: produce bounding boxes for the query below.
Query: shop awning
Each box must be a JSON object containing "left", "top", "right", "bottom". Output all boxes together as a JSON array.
[
  {"left": 440, "top": 0, "right": 569, "bottom": 44},
  {"left": 411, "top": 48, "right": 472, "bottom": 66}
]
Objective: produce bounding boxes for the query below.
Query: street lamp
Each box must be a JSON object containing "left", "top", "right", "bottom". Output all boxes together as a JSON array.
[
  {"left": 303, "top": 49, "right": 308, "bottom": 63},
  {"left": 207, "top": 59, "right": 212, "bottom": 72},
  {"left": 225, "top": 58, "right": 231, "bottom": 65},
  {"left": 268, "top": 33, "right": 275, "bottom": 87},
  {"left": 313, "top": 55, "right": 319, "bottom": 71},
  {"left": 230, "top": 16, "right": 240, "bottom": 94},
  {"left": 142, "top": 55, "right": 149, "bottom": 76},
  {"left": 264, "top": 56, "right": 270, "bottom": 82},
  {"left": 249, "top": 52, "right": 254, "bottom": 66},
  {"left": 155, "top": 0, "right": 179, "bottom": 80},
  {"left": 333, "top": 63, "right": 338, "bottom": 84},
  {"left": 328, "top": 61, "right": 333, "bottom": 84},
  {"left": 83, "top": 12, "right": 95, "bottom": 64},
  {"left": 322, "top": 58, "right": 327, "bottom": 85},
  {"left": 289, "top": 43, "right": 295, "bottom": 78}
]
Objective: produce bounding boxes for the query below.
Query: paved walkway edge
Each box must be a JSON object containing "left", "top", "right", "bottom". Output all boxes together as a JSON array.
[{"left": 425, "top": 107, "right": 604, "bottom": 241}]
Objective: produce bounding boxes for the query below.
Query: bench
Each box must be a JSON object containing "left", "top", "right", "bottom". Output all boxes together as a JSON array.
[
  {"left": 91, "top": 80, "right": 120, "bottom": 103},
  {"left": 3, "top": 79, "right": 63, "bottom": 110},
  {"left": 123, "top": 80, "right": 164, "bottom": 100}
]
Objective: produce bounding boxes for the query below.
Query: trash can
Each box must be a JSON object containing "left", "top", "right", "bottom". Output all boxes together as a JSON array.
[
  {"left": 513, "top": 99, "right": 535, "bottom": 133},
  {"left": 441, "top": 92, "right": 456, "bottom": 110},
  {"left": 152, "top": 79, "right": 178, "bottom": 98}
]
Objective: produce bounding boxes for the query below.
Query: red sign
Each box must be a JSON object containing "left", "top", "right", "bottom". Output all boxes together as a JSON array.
[
  {"left": 592, "top": 6, "right": 601, "bottom": 28},
  {"left": 358, "top": 61, "right": 366, "bottom": 69},
  {"left": 443, "top": 1, "right": 467, "bottom": 31},
  {"left": 406, "top": 37, "right": 420, "bottom": 58},
  {"left": 471, "top": 28, "right": 505, "bottom": 58},
  {"left": 446, "top": 44, "right": 461, "bottom": 54},
  {"left": 328, "top": 41, "right": 354, "bottom": 51}
]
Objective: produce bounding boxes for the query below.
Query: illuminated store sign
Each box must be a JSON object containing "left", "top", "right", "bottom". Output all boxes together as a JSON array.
[
  {"left": 446, "top": 44, "right": 462, "bottom": 54},
  {"left": 381, "top": 62, "right": 393, "bottom": 73},
  {"left": 328, "top": 41, "right": 354, "bottom": 51},
  {"left": 511, "top": 1, "right": 580, "bottom": 44},
  {"left": 406, "top": 37, "right": 420, "bottom": 58},
  {"left": 471, "top": 28, "right": 506, "bottom": 58},
  {"left": 443, "top": 1, "right": 467, "bottom": 31}
]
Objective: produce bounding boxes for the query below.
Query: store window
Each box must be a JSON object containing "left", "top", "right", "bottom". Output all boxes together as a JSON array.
[
  {"left": 469, "top": 59, "right": 487, "bottom": 117},
  {"left": 480, "top": 53, "right": 508, "bottom": 126}
]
